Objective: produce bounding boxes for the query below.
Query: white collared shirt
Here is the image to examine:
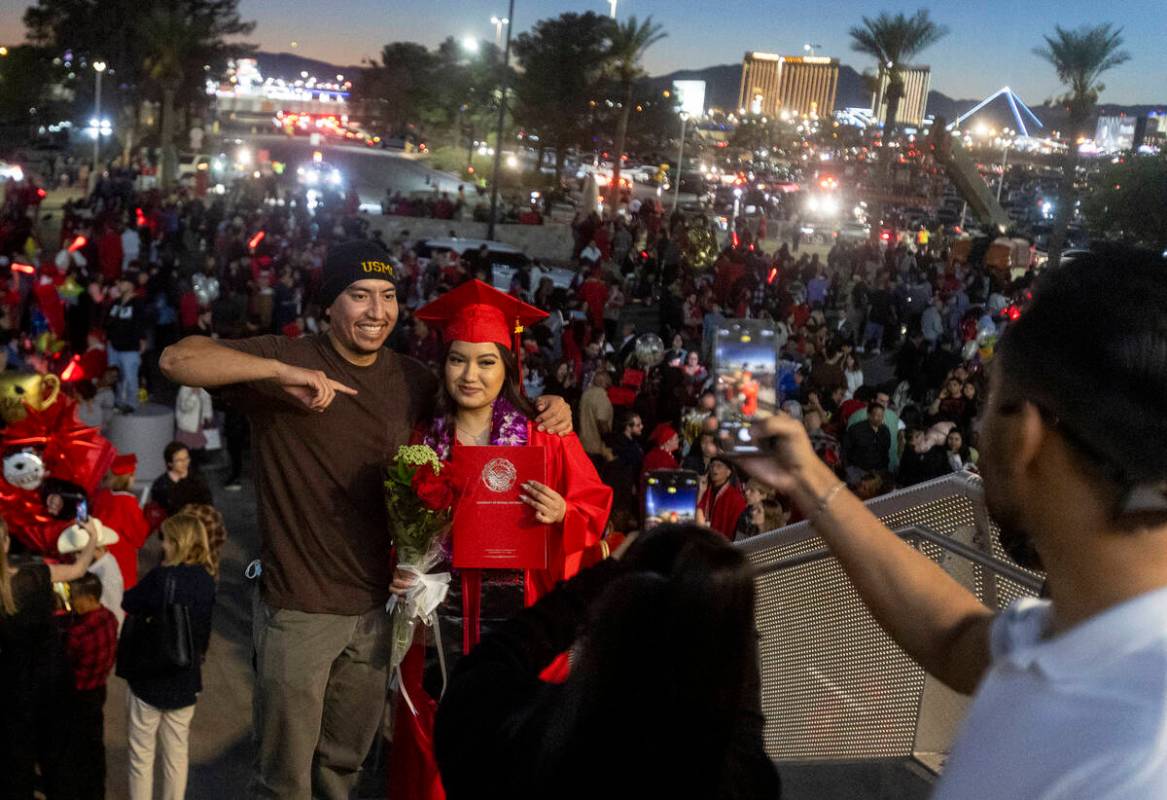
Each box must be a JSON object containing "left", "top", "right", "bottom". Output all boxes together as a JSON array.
[{"left": 934, "top": 587, "right": 1167, "bottom": 799}]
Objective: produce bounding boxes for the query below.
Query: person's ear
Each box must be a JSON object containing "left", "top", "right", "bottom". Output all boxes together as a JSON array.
[{"left": 1010, "top": 401, "right": 1048, "bottom": 478}]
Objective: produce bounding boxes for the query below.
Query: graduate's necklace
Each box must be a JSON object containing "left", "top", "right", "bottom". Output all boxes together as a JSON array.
[{"left": 456, "top": 425, "right": 491, "bottom": 446}]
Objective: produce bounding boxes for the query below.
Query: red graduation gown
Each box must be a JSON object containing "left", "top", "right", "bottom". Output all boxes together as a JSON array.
[
  {"left": 642, "top": 446, "right": 679, "bottom": 474},
  {"left": 699, "top": 481, "right": 747, "bottom": 541},
  {"left": 92, "top": 489, "right": 150, "bottom": 589},
  {"left": 390, "top": 427, "right": 612, "bottom": 800}
]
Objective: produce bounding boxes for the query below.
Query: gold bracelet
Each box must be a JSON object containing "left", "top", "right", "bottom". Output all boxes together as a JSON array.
[{"left": 810, "top": 481, "right": 846, "bottom": 528}]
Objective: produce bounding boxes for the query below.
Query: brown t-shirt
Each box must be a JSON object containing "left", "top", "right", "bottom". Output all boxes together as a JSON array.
[{"left": 222, "top": 334, "right": 437, "bottom": 614}]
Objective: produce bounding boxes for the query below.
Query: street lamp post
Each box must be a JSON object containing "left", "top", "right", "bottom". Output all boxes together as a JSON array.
[
  {"left": 92, "top": 61, "right": 107, "bottom": 192},
  {"left": 607, "top": 0, "right": 618, "bottom": 18},
  {"left": 490, "top": 16, "right": 509, "bottom": 48},
  {"left": 996, "top": 138, "right": 1011, "bottom": 203},
  {"left": 672, "top": 112, "right": 688, "bottom": 211},
  {"left": 486, "top": 0, "right": 515, "bottom": 241}
]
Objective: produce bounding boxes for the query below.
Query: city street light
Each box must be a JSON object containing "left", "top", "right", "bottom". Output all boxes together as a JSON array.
[
  {"left": 803, "top": 43, "right": 822, "bottom": 57},
  {"left": 490, "top": 15, "right": 509, "bottom": 47},
  {"left": 607, "top": 0, "right": 618, "bottom": 18},
  {"left": 996, "top": 138, "right": 1012, "bottom": 203},
  {"left": 486, "top": 0, "right": 516, "bottom": 241},
  {"left": 672, "top": 112, "right": 689, "bottom": 211},
  {"left": 91, "top": 61, "right": 107, "bottom": 191},
  {"left": 462, "top": 36, "right": 480, "bottom": 54}
]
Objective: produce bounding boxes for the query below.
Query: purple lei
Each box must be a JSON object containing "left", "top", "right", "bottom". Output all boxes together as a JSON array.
[{"left": 423, "top": 395, "right": 530, "bottom": 461}]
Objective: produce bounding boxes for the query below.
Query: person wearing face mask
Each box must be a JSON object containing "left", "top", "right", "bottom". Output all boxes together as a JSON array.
[{"left": 159, "top": 242, "right": 575, "bottom": 800}]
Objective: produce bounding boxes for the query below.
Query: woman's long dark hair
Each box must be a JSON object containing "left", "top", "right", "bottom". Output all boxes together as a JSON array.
[
  {"left": 433, "top": 342, "right": 538, "bottom": 428},
  {"left": 529, "top": 524, "right": 768, "bottom": 799}
]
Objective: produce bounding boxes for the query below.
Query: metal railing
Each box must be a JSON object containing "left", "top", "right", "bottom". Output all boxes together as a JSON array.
[{"left": 738, "top": 472, "right": 1043, "bottom": 774}]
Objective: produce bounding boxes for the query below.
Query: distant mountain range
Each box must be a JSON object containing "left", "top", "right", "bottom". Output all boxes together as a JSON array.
[
  {"left": 649, "top": 62, "right": 1166, "bottom": 131},
  {"left": 249, "top": 51, "right": 1163, "bottom": 131},
  {"left": 252, "top": 51, "right": 364, "bottom": 80}
]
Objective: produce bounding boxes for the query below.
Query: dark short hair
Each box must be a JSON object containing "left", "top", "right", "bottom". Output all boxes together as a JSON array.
[
  {"left": 70, "top": 572, "right": 103, "bottom": 603},
  {"left": 618, "top": 409, "right": 641, "bottom": 433},
  {"left": 163, "top": 442, "right": 189, "bottom": 466},
  {"left": 867, "top": 401, "right": 884, "bottom": 415},
  {"left": 998, "top": 246, "right": 1167, "bottom": 488},
  {"left": 854, "top": 385, "right": 876, "bottom": 403}
]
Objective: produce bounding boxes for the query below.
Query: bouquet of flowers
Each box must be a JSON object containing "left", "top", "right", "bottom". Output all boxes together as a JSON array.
[{"left": 385, "top": 444, "right": 456, "bottom": 678}]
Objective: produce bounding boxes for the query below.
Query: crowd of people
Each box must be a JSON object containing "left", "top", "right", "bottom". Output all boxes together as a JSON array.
[{"left": 2, "top": 160, "right": 1165, "bottom": 800}]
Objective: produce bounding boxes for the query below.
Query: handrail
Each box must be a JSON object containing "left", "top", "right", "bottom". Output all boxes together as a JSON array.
[{"left": 752, "top": 524, "right": 1044, "bottom": 593}]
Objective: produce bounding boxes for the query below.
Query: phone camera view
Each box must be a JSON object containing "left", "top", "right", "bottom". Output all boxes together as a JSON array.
[
  {"left": 644, "top": 470, "right": 700, "bottom": 530},
  {"left": 715, "top": 321, "right": 778, "bottom": 454}
]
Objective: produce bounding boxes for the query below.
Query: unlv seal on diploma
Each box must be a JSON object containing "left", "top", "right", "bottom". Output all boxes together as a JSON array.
[{"left": 453, "top": 446, "right": 550, "bottom": 570}]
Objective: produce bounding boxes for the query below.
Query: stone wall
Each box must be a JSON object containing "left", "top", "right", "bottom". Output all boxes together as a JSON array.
[{"left": 365, "top": 215, "right": 575, "bottom": 262}]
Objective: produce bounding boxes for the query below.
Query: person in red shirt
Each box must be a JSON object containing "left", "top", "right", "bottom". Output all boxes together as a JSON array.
[
  {"left": 92, "top": 454, "right": 151, "bottom": 589},
  {"left": 739, "top": 372, "right": 759, "bottom": 417},
  {"left": 578, "top": 268, "right": 609, "bottom": 331},
  {"left": 63, "top": 572, "right": 119, "bottom": 800},
  {"left": 643, "top": 422, "right": 681, "bottom": 474},
  {"left": 697, "top": 455, "right": 747, "bottom": 540},
  {"left": 97, "top": 224, "right": 124, "bottom": 283}
]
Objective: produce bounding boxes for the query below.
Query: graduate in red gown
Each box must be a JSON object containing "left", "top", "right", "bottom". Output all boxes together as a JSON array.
[
  {"left": 91, "top": 453, "right": 150, "bottom": 588},
  {"left": 696, "top": 454, "right": 747, "bottom": 540},
  {"left": 389, "top": 280, "right": 611, "bottom": 800}
]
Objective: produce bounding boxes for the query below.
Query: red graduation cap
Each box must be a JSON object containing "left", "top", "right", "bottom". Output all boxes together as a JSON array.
[
  {"left": 415, "top": 279, "right": 548, "bottom": 352},
  {"left": 110, "top": 453, "right": 138, "bottom": 476}
]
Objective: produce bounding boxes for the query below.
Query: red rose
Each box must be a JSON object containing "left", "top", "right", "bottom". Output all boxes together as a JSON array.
[{"left": 412, "top": 463, "right": 454, "bottom": 511}]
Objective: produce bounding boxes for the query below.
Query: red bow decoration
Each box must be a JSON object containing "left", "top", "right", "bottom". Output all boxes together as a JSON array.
[{"left": 0, "top": 394, "right": 117, "bottom": 555}]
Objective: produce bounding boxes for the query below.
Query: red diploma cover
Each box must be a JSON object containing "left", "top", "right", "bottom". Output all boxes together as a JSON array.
[{"left": 452, "top": 446, "right": 550, "bottom": 570}]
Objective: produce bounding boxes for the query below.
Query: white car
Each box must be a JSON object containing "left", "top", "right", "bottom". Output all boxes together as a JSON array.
[
  {"left": 177, "top": 153, "right": 212, "bottom": 180},
  {"left": 415, "top": 238, "right": 576, "bottom": 292},
  {"left": 0, "top": 161, "right": 25, "bottom": 182}
]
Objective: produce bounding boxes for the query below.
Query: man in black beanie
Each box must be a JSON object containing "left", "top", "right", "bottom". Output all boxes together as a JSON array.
[{"left": 159, "top": 238, "right": 572, "bottom": 799}]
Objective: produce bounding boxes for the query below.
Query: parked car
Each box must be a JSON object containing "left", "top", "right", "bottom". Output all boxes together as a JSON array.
[{"left": 415, "top": 238, "right": 576, "bottom": 292}]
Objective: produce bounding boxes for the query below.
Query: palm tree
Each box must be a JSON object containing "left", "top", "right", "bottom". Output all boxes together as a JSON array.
[
  {"left": 605, "top": 16, "right": 666, "bottom": 205},
  {"left": 1035, "top": 23, "right": 1130, "bottom": 267},
  {"left": 143, "top": 9, "right": 212, "bottom": 190},
  {"left": 849, "top": 9, "right": 947, "bottom": 136}
]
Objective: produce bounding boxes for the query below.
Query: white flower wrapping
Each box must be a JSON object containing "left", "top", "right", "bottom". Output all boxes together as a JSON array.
[{"left": 386, "top": 538, "right": 451, "bottom": 713}]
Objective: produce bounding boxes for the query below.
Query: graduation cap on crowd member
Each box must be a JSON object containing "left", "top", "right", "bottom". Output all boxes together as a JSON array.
[
  {"left": 416, "top": 279, "right": 549, "bottom": 392},
  {"left": 110, "top": 453, "right": 137, "bottom": 476}
]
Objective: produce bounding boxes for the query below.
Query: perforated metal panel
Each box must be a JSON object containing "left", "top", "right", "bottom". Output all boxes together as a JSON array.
[
  {"left": 756, "top": 557, "right": 925, "bottom": 760},
  {"left": 740, "top": 473, "right": 1044, "bottom": 765}
]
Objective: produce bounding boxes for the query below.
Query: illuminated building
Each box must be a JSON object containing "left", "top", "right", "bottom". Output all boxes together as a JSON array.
[
  {"left": 872, "top": 66, "right": 931, "bottom": 128},
  {"left": 737, "top": 53, "right": 839, "bottom": 118}
]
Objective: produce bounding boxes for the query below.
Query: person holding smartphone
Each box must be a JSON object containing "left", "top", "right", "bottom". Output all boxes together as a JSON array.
[{"left": 739, "top": 249, "right": 1167, "bottom": 798}]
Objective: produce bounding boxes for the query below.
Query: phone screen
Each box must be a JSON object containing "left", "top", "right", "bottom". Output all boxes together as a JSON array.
[
  {"left": 714, "top": 320, "right": 778, "bottom": 453},
  {"left": 643, "top": 470, "right": 700, "bottom": 529},
  {"left": 75, "top": 498, "right": 88, "bottom": 523}
]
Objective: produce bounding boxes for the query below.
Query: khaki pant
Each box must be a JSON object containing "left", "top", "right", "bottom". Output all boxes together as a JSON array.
[
  {"left": 127, "top": 691, "right": 196, "bottom": 800},
  {"left": 249, "top": 590, "right": 391, "bottom": 800}
]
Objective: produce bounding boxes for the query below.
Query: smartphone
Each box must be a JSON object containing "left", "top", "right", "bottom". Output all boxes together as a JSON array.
[
  {"left": 75, "top": 498, "right": 88, "bottom": 523},
  {"left": 643, "top": 469, "right": 700, "bottom": 530},
  {"left": 714, "top": 319, "right": 779, "bottom": 454}
]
